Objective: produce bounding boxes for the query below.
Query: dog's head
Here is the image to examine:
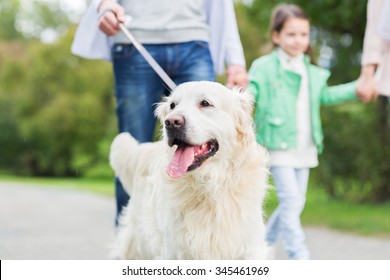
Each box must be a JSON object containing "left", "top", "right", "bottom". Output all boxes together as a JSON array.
[{"left": 156, "top": 81, "right": 255, "bottom": 178}]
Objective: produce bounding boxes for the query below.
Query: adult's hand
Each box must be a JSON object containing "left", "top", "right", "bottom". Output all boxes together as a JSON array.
[
  {"left": 226, "top": 64, "right": 249, "bottom": 88},
  {"left": 356, "top": 64, "right": 378, "bottom": 103},
  {"left": 98, "top": 0, "right": 126, "bottom": 36}
]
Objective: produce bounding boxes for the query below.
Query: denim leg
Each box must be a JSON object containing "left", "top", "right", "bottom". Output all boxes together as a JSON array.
[
  {"left": 113, "top": 44, "right": 166, "bottom": 141},
  {"left": 295, "top": 168, "right": 310, "bottom": 213},
  {"left": 114, "top": 177, "right": 130, "bottom": 225},
  {"left": 265, "top": 201, "right": 281, "bottom": 245},
  {"left": 267, "top": 166, "right": 310, "bottom": 259},
  {"left": 170, "top": 41, "right": 215, "bottom": 84}
]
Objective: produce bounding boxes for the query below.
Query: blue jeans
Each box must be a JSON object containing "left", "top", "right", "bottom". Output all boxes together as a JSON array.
[
  {"left": 266, "top": 167, "right": 310, "bottom": 259},
  {"left": 112, "top": 41, "right": 214, "bottom": 224}
]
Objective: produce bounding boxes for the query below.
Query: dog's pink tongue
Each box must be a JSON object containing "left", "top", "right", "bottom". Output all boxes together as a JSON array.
[{"left": 167, "top": 146, "right": 195, "bottom": 178}]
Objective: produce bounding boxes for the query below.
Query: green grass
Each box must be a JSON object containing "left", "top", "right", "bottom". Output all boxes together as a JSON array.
[
  {"left": 1, "top": 173, "right": 390, "bottom": 238},
  {"left": 0, "top": 174, "right": 114, "bottom": 196}
]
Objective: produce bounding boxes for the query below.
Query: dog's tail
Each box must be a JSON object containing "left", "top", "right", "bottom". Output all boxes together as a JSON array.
[{"left": 109, "top": 133, "right": 139, "bottom": 194}]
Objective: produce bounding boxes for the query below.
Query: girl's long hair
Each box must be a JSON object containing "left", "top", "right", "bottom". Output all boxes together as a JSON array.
[{"left": 270, "top": 3, "right": 316, "bottom": 64}]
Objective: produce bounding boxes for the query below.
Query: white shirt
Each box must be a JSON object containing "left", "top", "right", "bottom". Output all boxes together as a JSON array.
[
  {"left": 269, "top": 49, "right": 318, "bottom": 168},
  {"left": 114, "top": 0, "right": 209, "bottom": 44}
]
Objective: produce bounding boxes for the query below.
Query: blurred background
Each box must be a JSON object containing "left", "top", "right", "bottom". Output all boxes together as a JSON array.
[{"left": 0, "top": 0, "right": 389, "bottom": 237}]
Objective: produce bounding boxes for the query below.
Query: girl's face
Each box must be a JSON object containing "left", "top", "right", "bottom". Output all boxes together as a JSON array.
[{"left": 272, "top": 17, "right": 310, "bottom": 57}]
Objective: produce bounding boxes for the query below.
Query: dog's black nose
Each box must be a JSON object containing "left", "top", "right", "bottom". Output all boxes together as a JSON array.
[{"left": 165, "top": 114, "right": 185, "bottom": 130}]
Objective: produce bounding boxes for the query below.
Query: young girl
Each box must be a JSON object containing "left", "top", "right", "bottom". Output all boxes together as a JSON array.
[{"left": 247, "top": 4, "right": 358, "bottom": 259}]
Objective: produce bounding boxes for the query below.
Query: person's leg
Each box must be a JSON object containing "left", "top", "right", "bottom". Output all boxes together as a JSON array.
[
  {"left": 295, "top": 168, "right": 310, "bottom": 214},
  {"left": 265, "top": 198, "right": 281, "bottom": 246},
  {"left": 112, "top": 44, "right": 166, "bottom": 225},
  {"left": 269, "top": 166, "right": 310, "bottom": 259},
  {"left": 266, "top": 166, "right": 292, "bottom": 246},
  {"left": 113, "top": 44, "right": 166, "bottom": 141}
]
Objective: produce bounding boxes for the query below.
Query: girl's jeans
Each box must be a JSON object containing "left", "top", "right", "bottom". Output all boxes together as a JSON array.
[
  {"left": 112, "top": 41, "right": 214, "bottom": 225},
  {"left": 266, "top": 166, "right": 310, "bottom": 259}
]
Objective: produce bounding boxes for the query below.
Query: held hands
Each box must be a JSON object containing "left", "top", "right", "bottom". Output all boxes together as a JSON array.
[
  {"left": 226, "top": 64, "right": 249, "bottom": 88},
  {"left": 98, "top": 0, "right": 126, "bottom": 36},
  {"left": 356, "top": 65, "right": 378, "bottom": 103}
]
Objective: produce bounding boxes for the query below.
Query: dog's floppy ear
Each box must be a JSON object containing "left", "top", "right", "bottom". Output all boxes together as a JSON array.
[
  {"left": 155, "top": 97, "right": 169, "bottom": 122},
  {"left": 231, "top": 87, "right": 255, "bottom": 144},
  {"left": 232, "top": 87, "right": 254, "bottom": 116}
]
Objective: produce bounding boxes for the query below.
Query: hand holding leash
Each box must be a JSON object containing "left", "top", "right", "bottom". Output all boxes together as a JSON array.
[
  {"left": 119, "top": 16, "right": 177, "bottom": 91},
  {"left": 97, "top": 3, "right": 177, "bottom": 91},
  {"left": 97, "top": 0, "right": 126, "bottom": 36}
]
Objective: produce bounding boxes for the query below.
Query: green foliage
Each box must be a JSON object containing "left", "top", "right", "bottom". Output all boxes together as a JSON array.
[
  {"left": 0, "top": 0, "right": 23, "bottom": 40},
  {"left": 235, "top": 3, "right": 271, "bottom": 68},
  {"left": 0, "top": 29, "right": 116, "bottom": 176},
  {"left": 27, "top": 1, "right": 71, "bottom": 31},
  {"left": 318, "top": 100, "right": 390, "bottom": 202}
]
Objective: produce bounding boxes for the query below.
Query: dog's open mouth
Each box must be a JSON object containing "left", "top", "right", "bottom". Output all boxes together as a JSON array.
[{"left": 166, "top": 139, "right": 219, "bottom": 178}]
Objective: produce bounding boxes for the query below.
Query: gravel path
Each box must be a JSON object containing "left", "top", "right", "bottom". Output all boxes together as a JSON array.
[{"left": 1, "top": 181, "right": 389, "bottom": 260}]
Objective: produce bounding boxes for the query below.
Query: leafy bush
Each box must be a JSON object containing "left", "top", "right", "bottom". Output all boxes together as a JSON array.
[
  {"left": 0, "top": 29, "right": 117, "bottom": 176},
  {"left": 318, "top": 100, "right": 390, "bottom": 202}
]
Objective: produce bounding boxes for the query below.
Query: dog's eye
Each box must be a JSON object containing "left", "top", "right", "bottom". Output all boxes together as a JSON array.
[
  {"left": 200, "top": 100, "right": 212, "bottom": 108},
  {"left": 170, "top": 102, "right": 176, "bottom": 110}
]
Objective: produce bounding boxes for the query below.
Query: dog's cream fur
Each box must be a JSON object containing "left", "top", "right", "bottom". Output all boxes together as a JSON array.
[{"left": 110, "top": 81, "right": 269, "bottom": 259}]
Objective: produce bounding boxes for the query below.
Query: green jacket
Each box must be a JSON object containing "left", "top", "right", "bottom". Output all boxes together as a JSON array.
[{"left": 248, "top": 51, "right": 357, "bottom": 154}]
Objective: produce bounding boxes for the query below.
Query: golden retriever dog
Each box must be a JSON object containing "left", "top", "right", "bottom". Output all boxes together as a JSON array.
[{"left": 110, "top": 81, "right": 269, "bottom": 259}]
